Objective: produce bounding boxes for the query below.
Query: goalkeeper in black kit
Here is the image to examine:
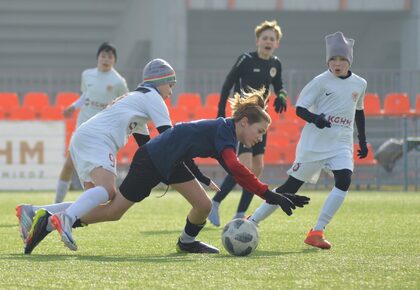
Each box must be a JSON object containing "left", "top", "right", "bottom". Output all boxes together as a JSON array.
[{"left": 209, "top": 20, "right": 288, "bottom": 226}]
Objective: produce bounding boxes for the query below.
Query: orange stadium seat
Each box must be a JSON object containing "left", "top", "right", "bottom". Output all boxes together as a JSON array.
[
  {"left": 268, "top": 131, "right": 291, "bottom": 149},
  {"left": 364, "top": 93, "right": 383, "bottom": 116},
  {"left": 415, "top": 95, "right": 420, "bottom": 116},
  {"left": 383, "top": 92, "right": 413, "bottom": 116},
  {"left": 23, "top": 92, "right": 50, "bottom": 110},
  {"left": 40, "top": 106, "right": 64, "bottom": 120},
  {"left": 9, "top": 107, "right": 36, "bottom": 120},
  {"left": 176, "top": 92, "right": 202, "bottom": 108},
  {"left": 264, "top": 144, "right": 282, "bottom": 164},
  {"left": 117, "top": 137, "right": 138, "bottom": 165},
  {"left": 169, "top": 106, "right": 190, "bottom": 124},
  {"left": 353, "top": 143, "right": 376, "bottom": 165},
  {"left": 55, "top": 92, "right": 80, "bottom": 108},
  {"left": 0, "top": 92, "right": 20, "bottom": 110},
  {"left": 205, "top": 93, "right": 220, "bottom": 108},
  {"left": 279, "top": 144, "right": 296, "bottom": 165},
  {"left": 193, "top": 106, "right": 217, "bottom": 120}
]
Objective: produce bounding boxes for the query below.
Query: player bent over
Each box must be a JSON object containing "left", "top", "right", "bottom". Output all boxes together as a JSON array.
[{"left": 24, "top": 88, "right": 310, "bottom": 254}]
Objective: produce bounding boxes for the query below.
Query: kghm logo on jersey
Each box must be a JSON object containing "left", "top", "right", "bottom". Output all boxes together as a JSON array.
[
  {"left": 270, "top": 67, "right": 277, "bottom": 78},
  {"left": 352, "top": 92, "right": 359, "bottom": 102}
]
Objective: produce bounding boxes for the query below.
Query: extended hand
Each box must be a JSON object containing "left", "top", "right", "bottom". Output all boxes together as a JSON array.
[
  {"left": 63, "top": 106, "right": 75, "bottom": 118},
  {"left": 264, "top": 190, "right": 295, "bottom": 216},
  {"left": 274, "top": 89, "right": 287, "bottom": 113},
  {"left": 357, "top": 141, "right": 368, "bottom": 159},
  {"left": 282, "top": 193, "right": 310, "bottom": 208}
]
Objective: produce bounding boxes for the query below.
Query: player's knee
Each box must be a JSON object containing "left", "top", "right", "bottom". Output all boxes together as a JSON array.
[
  {"left": 334, "top": 170, "right": 352, "bottom": 191},
  {"left": 103, "top": 186, "right": 117, "bottom": 200}
]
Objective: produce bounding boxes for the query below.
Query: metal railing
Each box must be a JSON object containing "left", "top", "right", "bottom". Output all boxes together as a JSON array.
[{"left": 1, "top": 68, "right": 420, "bottom": 105}]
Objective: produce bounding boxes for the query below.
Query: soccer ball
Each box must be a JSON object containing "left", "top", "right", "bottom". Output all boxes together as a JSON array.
[{"left": 221, "top": 218, "right": 259, "bottom": 256}]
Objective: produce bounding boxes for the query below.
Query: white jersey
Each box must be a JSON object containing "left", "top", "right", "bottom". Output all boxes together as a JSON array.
[
  {"left": 295, "top": 70, "right": 367, "bottom": 162},
  {"left": 76, "top": 67, "right": 128, "bottom": 127},
  {"left": 76, "top": 87, "right": 172, "bottom": 152}
]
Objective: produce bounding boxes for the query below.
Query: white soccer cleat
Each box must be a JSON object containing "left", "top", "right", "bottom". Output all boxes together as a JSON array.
[
  {"left": 208, "top": 203, "right": 220, "bottom": 227},
  {"left": 16, "top": 204, "right": 35, "bottom": 244},
  {"left": 50, "top": 212, "right": 77, "bottom": 251}
]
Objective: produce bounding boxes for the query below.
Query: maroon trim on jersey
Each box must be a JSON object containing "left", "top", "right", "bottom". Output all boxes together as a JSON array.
[{"left": 220, "top": 148, "right": 268, "bottom": 198}]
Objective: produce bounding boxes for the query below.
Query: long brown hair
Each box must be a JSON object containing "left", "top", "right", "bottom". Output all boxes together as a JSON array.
[{"left": 229, "top": 87, "right": 271, "bottom": 125}]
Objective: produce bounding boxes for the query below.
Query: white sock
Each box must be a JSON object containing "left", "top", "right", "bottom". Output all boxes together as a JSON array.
[
  {"left": 179, "top": 231, "right": 195, "bottom": 244},
  {"left": 212, "top": 201, "right": 220, "bottom": 209},
  {"left": 314, "top": 187, "right": 348, "bottom": 231},
  {"left": 249, "top": 202, "right": 279, "bottom": 225},
  {"left": 55, "top": 180, "right": 70, "bottom": 203},
  {"left": 33, "top": 202, "right": 73, "bottom": 214},
  {"left": 65, "top": 186, "right": 109, "bottom": 224}
]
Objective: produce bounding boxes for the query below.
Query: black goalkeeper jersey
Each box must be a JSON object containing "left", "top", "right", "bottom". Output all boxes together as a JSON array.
[{"left": 217, "top": 51, "right": 284, "bottom": 117}]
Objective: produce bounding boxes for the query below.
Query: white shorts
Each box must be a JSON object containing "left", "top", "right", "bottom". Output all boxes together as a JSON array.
[
  {"left": 287, "top": 150, "right": 353, "bottom": 184},
  {"left": 69, "top": 131, "right": 117, "bottom": 185}
]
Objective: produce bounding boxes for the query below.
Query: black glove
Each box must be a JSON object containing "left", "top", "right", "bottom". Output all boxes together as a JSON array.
[
  {"left": 357, "top": 141, "right": 368, "bottom": 159},
  {"left": 314, "top": 113, "right": 331, "bottom": 129},
  {"left": 264, "top": 189, "right": 295, "bottom": 216},
  {"left": 274, "top": 89, "right": 287, "bottom": 113},
  {"left": 282, "top": 193, "right": 310, "bottom": 208}
]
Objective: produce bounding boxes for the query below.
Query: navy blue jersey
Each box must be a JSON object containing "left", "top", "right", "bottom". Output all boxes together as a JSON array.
[
  {"left": 145, "top": 118, "right": 237, "bottom": 182},
  {"left": 218, "top": 51, "right": 284, "bottom": 117}
]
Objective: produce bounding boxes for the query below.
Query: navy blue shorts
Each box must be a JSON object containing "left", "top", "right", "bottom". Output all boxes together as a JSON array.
[{"left": 119, "top": 146, "right": 194, "bottom": 202}]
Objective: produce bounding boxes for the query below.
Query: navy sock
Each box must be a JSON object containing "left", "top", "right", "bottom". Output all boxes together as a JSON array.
[
  {"left": 236, "top": 189, "right": 254, "bottom": 213},
  {"left": 180, "top": 218, "right": 206, "bottom": 243},
  {"left": 212, "top": 174, "right": 236, "bottom": 203}
]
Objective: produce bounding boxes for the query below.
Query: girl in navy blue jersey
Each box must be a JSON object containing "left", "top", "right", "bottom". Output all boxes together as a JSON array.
[{"left": 27, "top": 88, "right": 310, "bottom": 254}]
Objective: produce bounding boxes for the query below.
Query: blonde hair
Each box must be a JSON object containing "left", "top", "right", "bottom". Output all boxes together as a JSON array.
[
  {"left": 255, "top": 20, "right": 282, "bottom": 40},
  {"left": 229, "top": 87, "right": 271, "bottom": 125}
]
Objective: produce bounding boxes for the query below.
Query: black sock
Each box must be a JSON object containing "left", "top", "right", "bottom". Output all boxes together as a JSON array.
[
  {"left": 236, "top": 189, "right": 254, "bottom": 213},
  {"left": 181, "top": 218, "right": 206, "bottom": 243},
  {"left": 212, "top": 174, "right": 236, "bottom": 203},
  {"left": 72, "top": 219, "right": 87, "bottom": 228}
]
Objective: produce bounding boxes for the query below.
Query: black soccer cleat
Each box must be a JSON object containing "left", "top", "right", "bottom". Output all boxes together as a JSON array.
[
  {"left": 24, "top": 209, "right": 52, "bottom": 254},
  {"left": 176, "top": 238, "right": 220, "bottom": 254}
]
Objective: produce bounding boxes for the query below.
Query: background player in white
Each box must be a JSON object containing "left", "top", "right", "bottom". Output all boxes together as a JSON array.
[
  {"left": 248, "top": 31, "right": 369, "bottom": 249},
  {"left": 20, "top": 59, "right": 190, "bottom": 253},
  {"left": 55, "top": 42, "right": 129, "bottom": 203}
]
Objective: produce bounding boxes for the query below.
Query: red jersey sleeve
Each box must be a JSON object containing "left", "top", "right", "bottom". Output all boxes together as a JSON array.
[{"left": 220, "top": 148, "right": 268, "bottom": 198}]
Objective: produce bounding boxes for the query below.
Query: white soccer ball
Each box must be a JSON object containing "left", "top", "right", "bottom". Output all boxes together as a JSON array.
[{"left": 221, "top": 218, "right": 259, "bottom": 256}]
